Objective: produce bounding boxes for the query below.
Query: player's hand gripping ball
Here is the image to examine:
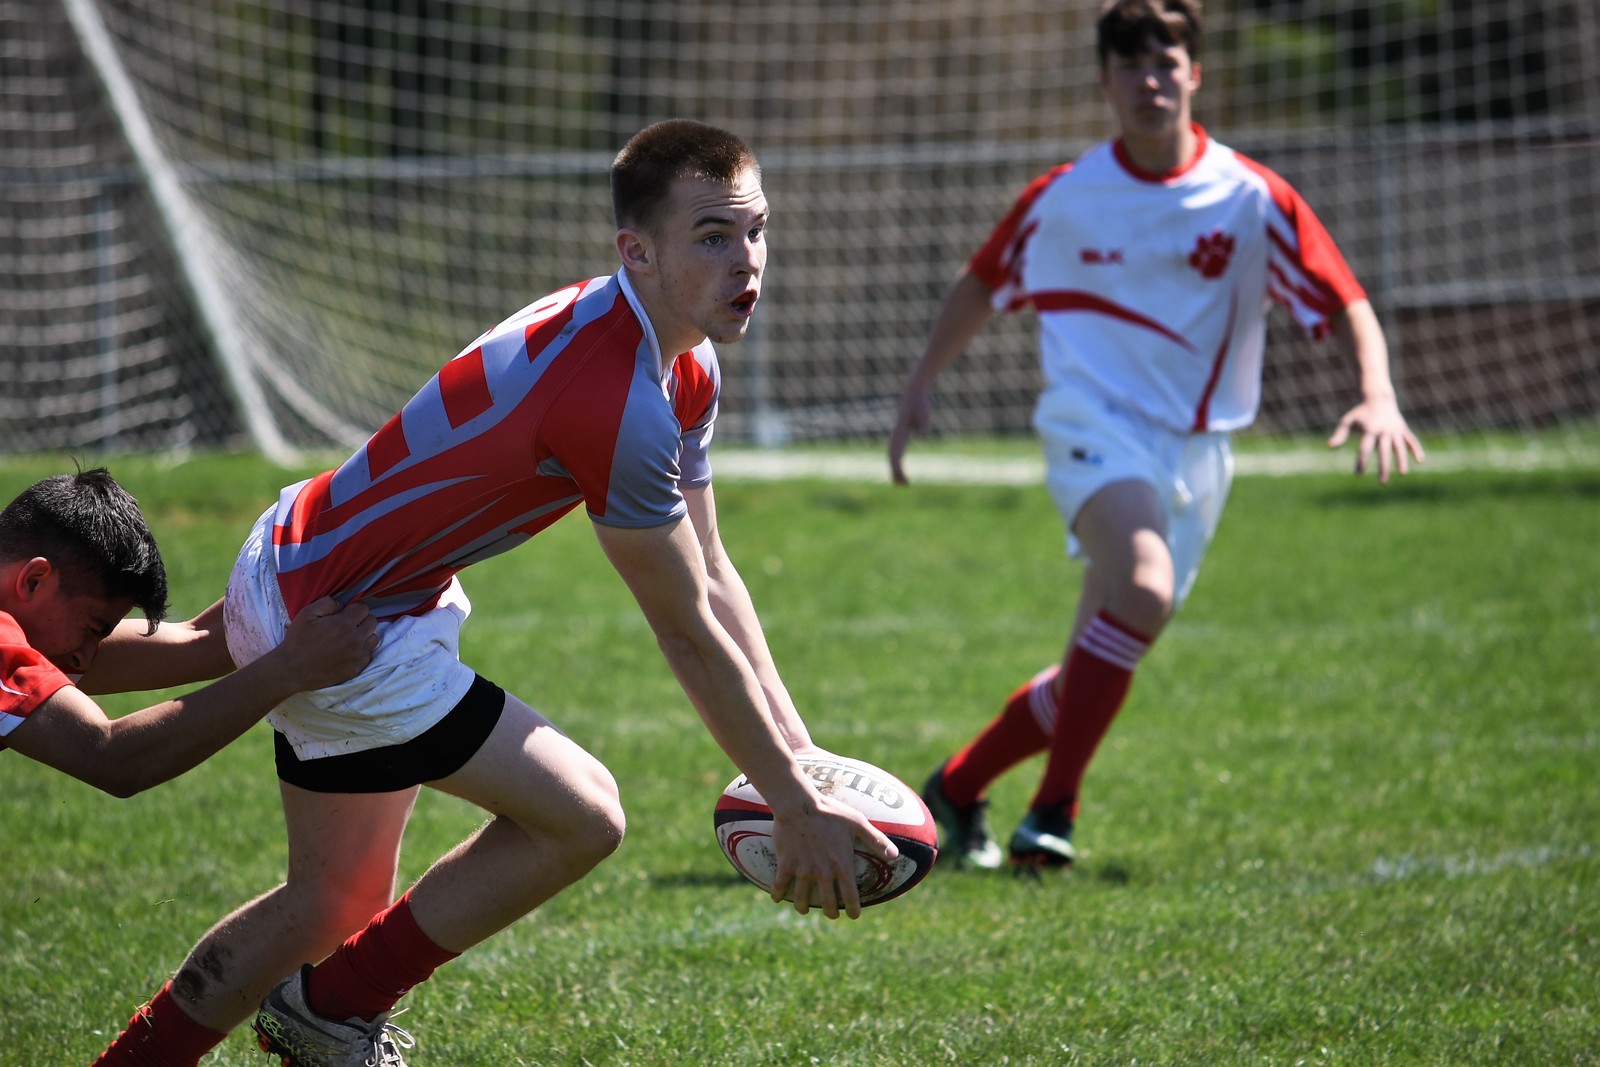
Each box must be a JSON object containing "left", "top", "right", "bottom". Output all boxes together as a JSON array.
[{"left": 714, "top": 752, "right": 938, "bottom": 907}]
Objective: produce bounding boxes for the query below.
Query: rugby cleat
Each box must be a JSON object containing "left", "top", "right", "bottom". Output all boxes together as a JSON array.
[
  {"left": 921, "top": 763, "right": 1004, "bottom": 870},
  {"left": 254, "top": 965, "right": 414, "bottom": 1067},
  {"left": 1008, "top": 803, "right": 1076, "bottom": 869}
]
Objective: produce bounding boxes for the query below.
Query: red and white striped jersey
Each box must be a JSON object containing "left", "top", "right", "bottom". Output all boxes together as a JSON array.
[
  {"left": 271, "top": 271, "right": 720, "bottom": 620},
  {"left": 0, "top": 610, "right": 72, "bottom": 749},
  {"left": 970, "top": 125, "right": 1365, "bottom": 433}
]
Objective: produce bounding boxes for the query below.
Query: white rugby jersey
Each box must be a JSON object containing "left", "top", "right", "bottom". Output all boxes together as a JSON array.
[{"left": 971, "top": 126, "right": 1366, "bottom": 433}]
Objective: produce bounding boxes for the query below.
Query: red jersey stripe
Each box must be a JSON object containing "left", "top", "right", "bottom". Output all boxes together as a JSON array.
[
  {"left": 440, "top": 347, "right": 493, "bottom": 428},
  {"left": 1032, "top": 290, "right": 1200, "bottom": 355},
  {"left": 365, "top": 412, "right": 410, "bottom": 482}
]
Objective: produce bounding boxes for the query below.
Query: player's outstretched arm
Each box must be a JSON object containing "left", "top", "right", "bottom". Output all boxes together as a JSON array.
[
  {"left": 6, "top": 597, "right": 376, "bottom": 796},
  {"left": 680, "top": 483, "right": 815, "bottom": 754},
  {"left": 77, "top": 597, "right": 236, "bottom": 695},
  {"left": 593, "top": 516, "right": 894, "bottom": 919},
  {"left": 1326, "top": 299, "right": 1426, "bottom": 483},
  {"left": 889, "top": 268, "right": 995, "bottom": 485}
]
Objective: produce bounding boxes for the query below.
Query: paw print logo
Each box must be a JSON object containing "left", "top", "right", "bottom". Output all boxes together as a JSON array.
[{"left": 1188, "top": 230, "right": 1235, "bottom": 279}]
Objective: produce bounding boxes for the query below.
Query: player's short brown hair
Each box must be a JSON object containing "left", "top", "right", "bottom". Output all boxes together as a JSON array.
[
  {"left": 1096, "top": 0, "right": 1202, "bottom": 65},
  {"left": 611, "top": 119, "right": 760, "bottom": 233}
]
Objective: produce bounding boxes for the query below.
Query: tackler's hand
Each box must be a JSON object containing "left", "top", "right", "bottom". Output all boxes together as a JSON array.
[{"left": 276, "top": 597, "right": 378, "bottom": 690}]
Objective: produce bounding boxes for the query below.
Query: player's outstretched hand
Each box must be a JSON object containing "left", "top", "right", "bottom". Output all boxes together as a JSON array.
[
  {"left": 769, "top": 797, "right": 898, "bottom": 921},
  {"left": 276, "top": 597, "right": 379, "bottom": 691},
  {"left": 888, "top": 386, "right": 934, "bottom": 486},
  {"left": 1327, "top": 393, "right": 1425, "bottom": 483}
]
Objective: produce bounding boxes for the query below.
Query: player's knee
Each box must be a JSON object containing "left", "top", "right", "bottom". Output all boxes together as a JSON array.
[
  {"left": 1124, "top": 560, "right": 1176, "bottom": 631},
  {"left": 569, "top": 769, "right": 627, "bottom": 865},
  {"left": 520, "top": 761, "right": 625, "bottom": 870},
  {"left": 1140, "top": 580, "right": 1176, "bottom": 626},
  {"left": 1104, "top": 576, "right": 1173, "bottom": 637}
]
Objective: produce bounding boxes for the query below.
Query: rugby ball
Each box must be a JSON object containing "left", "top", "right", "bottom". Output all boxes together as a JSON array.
[{"left": 714, "top": 752, "right": 938, "bottom": 907}]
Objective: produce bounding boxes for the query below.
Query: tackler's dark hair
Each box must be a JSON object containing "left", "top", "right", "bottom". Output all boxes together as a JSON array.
[{"left": 0, "top": 466, "right": 168, "bottom": 629}]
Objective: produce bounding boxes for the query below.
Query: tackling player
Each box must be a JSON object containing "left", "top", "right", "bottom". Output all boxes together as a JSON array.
[
  {"left": 92, "top": 120, "right": 895, "bottom": 1067},
  {"left": 1, "top": 467, "right": 376, "bottom": 793},
  {"left": 891, "top": 0, "right": 1424, "bottom": 871}
]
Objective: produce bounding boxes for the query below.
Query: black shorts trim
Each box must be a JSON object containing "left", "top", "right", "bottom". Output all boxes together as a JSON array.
[{"left": 275, "top": 674, "right": 506, "bottom": 793}]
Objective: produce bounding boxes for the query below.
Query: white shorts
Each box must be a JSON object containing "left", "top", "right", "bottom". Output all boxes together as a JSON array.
[
  {"left": 224, "top": 507, "right": 478, "bottom": 761},
  {"left": 1033, "top": 388, "right": 1234, "bottom": 608}
]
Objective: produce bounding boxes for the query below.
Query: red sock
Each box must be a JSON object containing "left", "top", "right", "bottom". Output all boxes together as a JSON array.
[
  {"left": 306, "top": 891, "right": 459, "bottom": 1024},
  {"left": 1030, "top": 612, "right": 1151, "bottom": 817},
  {"left": 940, "top": 665, "right": 1057, "bottom": 806},
  {"left": 90, "top": 981, "right": 226, "bottom": 1067}
]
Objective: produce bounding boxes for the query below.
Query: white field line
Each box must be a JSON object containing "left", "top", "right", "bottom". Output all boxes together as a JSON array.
[
  {"left": 713, "top": 439, "right": 1600, "bottom": 485},
  {"left": 1364, "top": 843, "right": 1594, "bottom": 884}
]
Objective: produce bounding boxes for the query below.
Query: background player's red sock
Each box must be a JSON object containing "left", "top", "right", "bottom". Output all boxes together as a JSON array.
[
  {"left": 940, "top": 665, "right": 1058, "bottom": 806},
  {"left": 90, "top": 981, "right": 225, "bottom": 1067},
  {"left": 306, "top": 891, "right": 459, "bottom": 1024},
  {"left": 1030, "top": 612, "right": 1151, "bottom": 816}
]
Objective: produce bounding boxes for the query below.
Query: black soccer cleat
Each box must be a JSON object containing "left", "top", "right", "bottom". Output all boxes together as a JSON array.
[
  {"left": 922, "top": 762, "right": 1004, "bottom": 870},
  {"left": 1008, "top": 803, "right": 1076, "bottom": 869}
]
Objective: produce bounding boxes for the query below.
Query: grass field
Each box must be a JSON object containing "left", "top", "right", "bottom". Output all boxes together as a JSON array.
[{"left": 1, "top": 438, "right": 1596, "bottom": 1066}]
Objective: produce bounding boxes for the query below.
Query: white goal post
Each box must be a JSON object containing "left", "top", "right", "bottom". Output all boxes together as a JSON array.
[{"left": 4, "top": 0, "right": 1597, "bottom": 456}]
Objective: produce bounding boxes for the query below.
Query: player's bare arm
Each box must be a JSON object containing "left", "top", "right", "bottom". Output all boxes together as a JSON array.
[
  {"left": 889, "top": 268, "right": 996, "bottom": 484},
  {"left": 592, "top": 515, "right": 894, "bottom": 919},
  {"left": 1326, "top": 298, "right": 1426, "bottom": 482},
  {"left": 6, "top": 597, "right": 376, "bottom": 796},
  {"left": 681, "top": 483, "right": 814, "bottom": 754},
  {"left": 77, "top": 597, "right": 235, "bottom": 695}
]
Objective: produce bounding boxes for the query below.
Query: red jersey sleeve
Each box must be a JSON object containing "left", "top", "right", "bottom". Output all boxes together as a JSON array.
[
  {"left": 1235, "top": 153, "right": 1367, "bottom": 338},
  {"left": 0, "top": 611, "right": 73, "bottom": 748},
  {"left": 968, "top": 163, "right": 1074, "bottom": 307}
]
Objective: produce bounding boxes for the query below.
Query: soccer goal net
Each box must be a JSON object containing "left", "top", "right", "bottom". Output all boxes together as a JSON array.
[{"left": 4, "top": 0, "right": 1598, "bottom": 455}]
